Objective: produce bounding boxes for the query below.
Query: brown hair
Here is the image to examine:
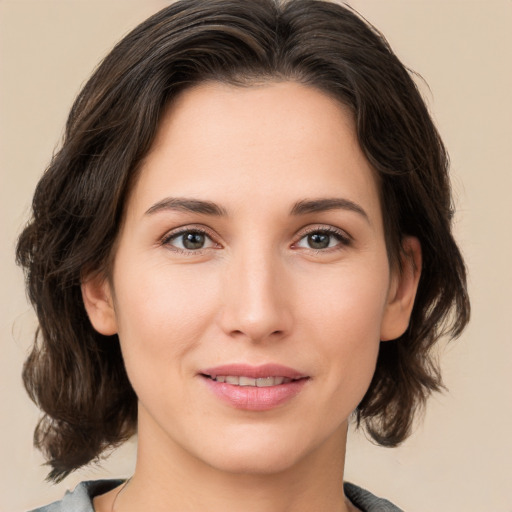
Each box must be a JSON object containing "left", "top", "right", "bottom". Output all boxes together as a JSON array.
[{"left": 16, "top": 0, "right": 469, "bottom": 482}]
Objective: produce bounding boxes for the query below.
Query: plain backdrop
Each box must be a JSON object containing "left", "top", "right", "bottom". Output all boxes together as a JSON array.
[{"left": 1, "top": 1, "right": 511, "bottom": 511}]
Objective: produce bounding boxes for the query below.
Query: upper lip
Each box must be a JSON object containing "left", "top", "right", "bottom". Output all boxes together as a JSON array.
[{"left": 200, "top": 363, "right": 307, "bottom": 380}]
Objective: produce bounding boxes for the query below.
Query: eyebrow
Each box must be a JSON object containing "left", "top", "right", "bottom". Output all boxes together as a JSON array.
[
  {"left": 145, "top": 197, "right": 228, "bottom": 216},
  {"left": 145, "top": 196, "right": 369, "bottom": 222},
  {"left": 290, "top": 198, "right": 369, "bottom": 222}
]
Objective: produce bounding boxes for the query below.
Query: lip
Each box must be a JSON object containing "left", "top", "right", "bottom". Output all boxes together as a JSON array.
[
  {"left": 199, "top": 363, "right": 309, "bottom": 411},
  {"left": 200, "top": 363, "right": 307, "bottom": 380}
]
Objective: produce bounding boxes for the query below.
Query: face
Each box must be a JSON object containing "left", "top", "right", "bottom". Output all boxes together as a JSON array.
[{"left": 83, "top": 81, "right": 420, "bottom": 476}]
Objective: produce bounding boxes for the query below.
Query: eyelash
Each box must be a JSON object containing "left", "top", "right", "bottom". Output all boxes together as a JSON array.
[
  {"left": 160, "top": 224, "right": 352, "bottom": 255},
  {"left": 294, "top": 226, "right": 352, "bottom": 253},
  {"left": 160, "top": 226, "right": 219, "bottom": 256}
]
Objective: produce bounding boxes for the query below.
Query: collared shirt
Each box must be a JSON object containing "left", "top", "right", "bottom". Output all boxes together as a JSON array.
[{"left": 29, "top": 479, "right": 404, "bottom": 512}]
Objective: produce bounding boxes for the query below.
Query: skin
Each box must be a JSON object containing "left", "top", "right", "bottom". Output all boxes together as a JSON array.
[{"left": 83, "top": 81, "right": 421, "bottom": 512}]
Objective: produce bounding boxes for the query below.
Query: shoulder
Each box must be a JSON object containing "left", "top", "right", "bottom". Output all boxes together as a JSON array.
[
  {"left": 344, "top": 482, "right": 404, "bottom": 512},
  {"left": 28, "top": 480, "right": 124, "bottom": 512}
]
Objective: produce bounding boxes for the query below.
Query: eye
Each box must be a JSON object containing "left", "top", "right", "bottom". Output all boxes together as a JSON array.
[
  {"left": 163, "top": 228, "right": 217, "bottom": 252},
  {"left": 295, "top": 227, "right": 351, "bottom": 251}
]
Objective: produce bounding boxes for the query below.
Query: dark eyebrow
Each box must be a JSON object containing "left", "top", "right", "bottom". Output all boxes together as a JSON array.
[
  {"left": 290, "top": 198, "right": 369, "bottom": 222},
  {"left": 145, "top": 197, "right": 228, "bottom": 216}
]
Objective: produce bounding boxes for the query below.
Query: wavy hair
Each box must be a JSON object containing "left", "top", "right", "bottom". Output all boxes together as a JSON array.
[{"left": 16, "top": 0, "right": 469, "bottom": 482}]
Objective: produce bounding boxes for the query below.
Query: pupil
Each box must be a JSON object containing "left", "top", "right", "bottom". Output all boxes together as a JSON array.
[
  {"left": 308, "top": 233, "right": 330, "bottom": 249},
  {"left": 183, "top": 232, "right": 205, "bottom": 250}
]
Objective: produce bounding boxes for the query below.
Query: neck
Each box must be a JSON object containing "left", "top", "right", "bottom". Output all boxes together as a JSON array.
[{"left": 109, "top": 407, "right": 355, "bottom": 512}]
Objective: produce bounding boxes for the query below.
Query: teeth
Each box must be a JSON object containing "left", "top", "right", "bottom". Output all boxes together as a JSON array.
[
  {"left": 211, "top": 375, "right": 294, "bottom": 387},
  {"left": 257, "top": 376, "right": 277, "bottom": 387},
  {"left": 239, "top": 376, "right": 256, "bottom": 386}
]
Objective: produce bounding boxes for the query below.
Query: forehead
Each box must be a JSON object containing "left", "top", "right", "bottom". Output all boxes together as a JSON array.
[{"left": 128, "top": 81, "right": 381, "bottom": 222}]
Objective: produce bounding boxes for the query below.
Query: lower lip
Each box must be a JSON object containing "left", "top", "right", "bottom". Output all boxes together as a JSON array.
[{"left": 201, "top": 377, "right": 309, "bottom": 411}]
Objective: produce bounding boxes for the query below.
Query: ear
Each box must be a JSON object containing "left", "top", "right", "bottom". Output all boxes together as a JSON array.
[
  {"left": 81, "top": 272, "right": 118, "bottom": 336},
  {"left": 380, "top": 236, "right": 422, "bottom": 341}
]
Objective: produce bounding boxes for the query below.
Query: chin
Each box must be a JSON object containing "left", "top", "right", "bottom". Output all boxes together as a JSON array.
[
  {"left": 190, "top": 425, "right": 330, "bottom": 477},
  {"left": 208, "top": 449, "right": 304, "bottom": 476}
]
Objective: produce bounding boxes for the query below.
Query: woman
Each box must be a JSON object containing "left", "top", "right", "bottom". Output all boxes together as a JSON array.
[{"left": 16, "top": 0, "right": 469, "bottom": 510}]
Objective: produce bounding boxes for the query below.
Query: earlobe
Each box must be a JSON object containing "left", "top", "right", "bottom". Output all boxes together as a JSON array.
[
  {"left": 81, "top": 272, "right": 118, "bottom": 336},
  {"left": 380, "top": 236, "right": 422, "bottom": 341}
]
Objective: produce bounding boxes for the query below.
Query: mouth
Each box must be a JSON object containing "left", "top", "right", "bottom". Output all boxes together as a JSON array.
[
  {"left": 200, "top": 363, "right": 308, "bottom": 384},
  {"left": 201, "top": 375, "right": 302, "bottom": 387},
  {"left": 199, "top": 364, "right": 310, "bottom": 411}
]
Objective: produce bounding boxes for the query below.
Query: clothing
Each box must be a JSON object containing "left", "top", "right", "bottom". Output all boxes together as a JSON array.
[
  {"left": 344, "top": 482, "right": 404, "bottom": 511},
  {"left": 29, "top": 479, "right": 404, "bottom": 512}
]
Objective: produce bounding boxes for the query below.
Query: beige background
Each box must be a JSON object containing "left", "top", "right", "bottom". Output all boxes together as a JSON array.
[{"left": 1, "top": 1, "right": 511, "bottom": 511}]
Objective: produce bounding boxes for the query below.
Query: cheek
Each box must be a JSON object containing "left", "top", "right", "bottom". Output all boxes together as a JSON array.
[
  {"left": 115, "top": 258, "right": 218, "bottom": 329},
  {"left": 300, "top": 259, "right": 390, "bottom": 340},
  {"left": 298, "top": 262, "right": 389, "bottom": 398},
  {"left": 111, "top": 261, "right": 220, "bottom": 385}
]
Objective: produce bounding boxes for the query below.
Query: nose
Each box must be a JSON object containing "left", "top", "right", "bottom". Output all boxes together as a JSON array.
[{"left": 217, "top": 246, "right": 293, "bottom": 343}]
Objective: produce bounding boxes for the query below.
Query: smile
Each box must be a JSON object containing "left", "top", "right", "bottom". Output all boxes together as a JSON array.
[
  {"left": 200, "top": 364, "right": 309, "bottom": 411},
  {"left": 206, "top": 375, "right": 297, "bottom": 386}
]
